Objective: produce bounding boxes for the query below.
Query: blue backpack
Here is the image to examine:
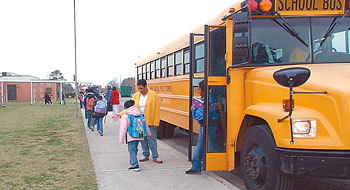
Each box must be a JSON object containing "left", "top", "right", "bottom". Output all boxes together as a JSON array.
[{"left": 127, "top": 114, "right": 147, "bottom": 138}]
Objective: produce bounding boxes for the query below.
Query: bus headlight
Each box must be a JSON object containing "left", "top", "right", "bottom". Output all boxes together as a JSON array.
[{"left": 292, "top": 119, "right": 317, "bottom": 138}]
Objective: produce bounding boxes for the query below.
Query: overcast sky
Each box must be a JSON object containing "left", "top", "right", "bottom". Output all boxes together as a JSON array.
[{"left": 0, "top": 0, "right": 235, "bottom": 86}]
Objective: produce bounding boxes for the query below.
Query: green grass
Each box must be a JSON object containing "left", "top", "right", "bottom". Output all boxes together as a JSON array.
[{"left": 0, "top": 103, "right": 97, "bottom": 190}]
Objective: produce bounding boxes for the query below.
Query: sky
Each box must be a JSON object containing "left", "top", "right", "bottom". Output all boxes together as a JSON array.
[{"left": 0, "top": 0, "right": 235, "bottom": 86}]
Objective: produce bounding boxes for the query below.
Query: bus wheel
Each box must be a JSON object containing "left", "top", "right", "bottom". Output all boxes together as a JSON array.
[
  {"left": 241, "top": 125, "right": 293, "bottom": 190},
  {"left": 157, "top": 121, "right": 165, "bottom": 139}
]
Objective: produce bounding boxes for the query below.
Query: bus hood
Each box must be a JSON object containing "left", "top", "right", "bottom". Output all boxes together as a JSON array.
[{"left": 246, "top": 63, "right": 350, "bottom": 149}]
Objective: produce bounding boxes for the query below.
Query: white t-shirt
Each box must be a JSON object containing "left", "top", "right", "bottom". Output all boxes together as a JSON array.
[{"left": 139, "top": 93, "right": 148, "bottom": 114}]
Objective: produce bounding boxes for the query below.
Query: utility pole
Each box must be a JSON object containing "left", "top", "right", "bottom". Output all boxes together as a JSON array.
[{"left": 74, "top": 0, "right": 78, "bottom": 118}]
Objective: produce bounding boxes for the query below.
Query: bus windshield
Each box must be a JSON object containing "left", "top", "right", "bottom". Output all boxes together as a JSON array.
[{"left": 250, "top": 17, "right": 350, "bottom": 65}]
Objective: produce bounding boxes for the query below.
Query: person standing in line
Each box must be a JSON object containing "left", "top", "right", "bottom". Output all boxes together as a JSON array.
[
  {"left": 84, "top": 88, "right": 96, "bottom": 130},
  {"left": 110, "top": 87, "right": 120, "bottom": 114},
  {"left": 114, "top": 79, "right": 162, "bottom": 163},
  {"left": 119, "top": 100, "right": 151, "bottom": 172},
  {"left": 186, "top": 80, "right": 205, "bottom": 174},
  {"left": 79, "top": 91, "right": 84, "bottom": 109},
  {"left": 105, "top": 86, "right": 112, "bottom": 103},
  {"left": 93, "top": 95, "right": 108, "bottom": 136}
]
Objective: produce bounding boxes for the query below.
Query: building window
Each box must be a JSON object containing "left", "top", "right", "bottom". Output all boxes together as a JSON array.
[
  {"left": 195, "top": 42, "right": 205, "bottom": 73},
  {"left": 142, "top": 64, "right": 146, "bottom": 79},
  {"left": 40, "top": 83, "right": 43, "bottom": 86},
  {"left": 146, "top": 63, "right": 150, "bottom": 80},
  {"left": 175, "top": 50, "right": 183, "bottom": 76},
  {"left": 46, "top": 88, "right": 52, "bottom": 93},
  {"left": 33, "top": 89, "right": 36, "bottom": 92},
  {"left": 161, "top": 57, "right": 166, "bottom": 78},
  {"left": 155, "top": 59, "right": 160, "bottom": 78},
  {"left": 137, "top": 66, "right": 142, "bottom": 80},
  {"left": 47, "top": 83, "right": 50, "bottom": 86},
  {"left": 184, "top": 48, "right": 190, "bottom": 74},
  {"left": 167, "top": 54, "right": 174, "bottom": 77},
  {"left": 150, "top": 61, "right": 155, "bottom": 79},
  {"left": 33, "top": 83, "right": 36, "bottom": 86},
  {"left": 40, "top": 88, "right": 43, "bottom": 92}
]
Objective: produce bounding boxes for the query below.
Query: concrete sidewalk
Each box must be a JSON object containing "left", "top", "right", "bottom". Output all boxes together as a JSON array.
[{"left": 82, "top": 111, "right": 240, "bottom": 190}]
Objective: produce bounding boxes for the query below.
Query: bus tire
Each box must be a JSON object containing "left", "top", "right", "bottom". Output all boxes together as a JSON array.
[
  {"left": 241, "top": 125, "right": 293, "bottom": 190},
  {"left": 164, "top": 124, "right": 175, "bottom": 138},
  {"left": 157, "top": 121, "right": 165, "bottom": 139}
]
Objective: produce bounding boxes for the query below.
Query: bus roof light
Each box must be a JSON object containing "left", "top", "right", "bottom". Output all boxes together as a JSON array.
[
  {"left": 245, "top": 0, "right": 258, "bottom": 12},
  {"left": 259, "top": 0, "right": 272, "bottom": 12},
  {"left": 229, "top": 7, "right": 236, "bottom": 13}
]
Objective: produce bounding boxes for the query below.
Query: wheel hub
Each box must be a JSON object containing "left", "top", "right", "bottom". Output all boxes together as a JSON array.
[{"left": 245, "top": 145, "right": 267, "bottom": 186}]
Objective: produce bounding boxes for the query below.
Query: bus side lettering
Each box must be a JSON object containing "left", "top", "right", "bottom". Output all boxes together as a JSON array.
[
  {"left": 323, "top": 0, "right": 342, "bottom": 10},
  {"left": 278, "top": 0, "right": 284, "bottom": 10},
  {"left": 277, "top": 0, "right": 344, "bottom": 11}
]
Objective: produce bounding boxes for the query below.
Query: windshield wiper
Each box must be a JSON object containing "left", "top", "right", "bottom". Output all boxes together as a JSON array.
[
  {"left": 272, "top": 12, "right": 309, "bottom": 48},
  {"left": 319, "top": 9, "right": 349, "bottom": 48}
]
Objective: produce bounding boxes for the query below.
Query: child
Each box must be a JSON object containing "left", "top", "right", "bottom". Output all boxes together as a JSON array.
[
  {"left": 84, "top": 89, "right": 96, "bottom": 130},
  {"left": 119, "top": 100, "right": 151, "bottom": 172},
  {"left": 93, "top": 95, "right": 108, "bottom": 136}
]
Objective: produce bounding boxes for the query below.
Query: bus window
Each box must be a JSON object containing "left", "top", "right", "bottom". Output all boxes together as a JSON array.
[
  {"left": 150, "top": 61, "right": 155, "bottom": 79},
  {"left": 311, "top": 17, "right": 350, "bottom": 62},
  {"left": 184, "top": 48, "right": 190, "bottom": 74},
  {"left": 137, "top": 66, "right": 142, "bottom": 80},
  {"left": 142, "top": 64, "right": 146, "bottom": 79},
  {"left": 209, "top": 27, "right": 226, "bottom": 76},
  {"left": 146, "top": 63, "right": 150, "bottom": 80},
  {"left": 207, "top": 86, "right": 226, "bottom": 153},
  {"left": 195, "top": 42, "right": 205, "bottom": 73},
  {"left": 155, "top": 59, "right": 160, "bottom": 78},
  {"left": 167, "top": 54, "right": 174, "bottom": 77},
  {"left": 161, "top": 57, "right": 166, "bottom": 78},
  {"left": 251, "top": 18, "right": 311, "bottom": 64},
  {"left": 175, "top": 50, "right": 182, "bottom": 76}
]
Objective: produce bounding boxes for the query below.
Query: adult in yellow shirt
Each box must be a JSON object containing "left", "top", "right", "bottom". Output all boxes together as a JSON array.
[{"left": 114, "top": 79, "right": 162, "bottom": 163}]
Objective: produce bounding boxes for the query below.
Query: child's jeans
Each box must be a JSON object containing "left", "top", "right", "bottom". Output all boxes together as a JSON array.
[
  {"left": 86, "top": 110, "right": 94, "bottom": 127},
  {"left": 96, "top": 117, "right": 103, "bottom": 133},
  {"left": 128, "top": 140, "right": 140, "bottom": 167}
]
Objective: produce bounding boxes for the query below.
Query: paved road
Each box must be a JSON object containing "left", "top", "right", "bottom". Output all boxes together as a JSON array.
[
  {"left": 161, "top": 128, "right": 350, "bottom": 190},
  {"left": 83, "top": 101, "right": 240, "bottom": 190}
]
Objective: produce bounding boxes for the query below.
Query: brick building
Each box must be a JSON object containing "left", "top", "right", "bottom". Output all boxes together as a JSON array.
[{"left": 0, "top": 72, "right": 58, "bottom": 103}]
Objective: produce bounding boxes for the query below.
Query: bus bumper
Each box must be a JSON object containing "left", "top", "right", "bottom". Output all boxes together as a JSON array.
[{"left": 276, "top": 148, "right": 350, "bottom": 178}]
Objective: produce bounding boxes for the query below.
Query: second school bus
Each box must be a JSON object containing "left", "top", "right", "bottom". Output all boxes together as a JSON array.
[{"left": 136, "top": 0, "right": 350, "bottom": 189}]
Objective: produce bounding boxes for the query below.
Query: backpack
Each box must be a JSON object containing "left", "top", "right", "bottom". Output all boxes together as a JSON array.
[
  {"left": 86, "top": 97, "right": 94, "bottom": 111},
  {"left": 94, "top": 100, "right": 107, "bottom": 115},
  {"left": 127, "top": 114, "right": 147, "bottom": 138}
]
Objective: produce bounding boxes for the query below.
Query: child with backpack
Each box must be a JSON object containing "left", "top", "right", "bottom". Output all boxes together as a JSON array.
[
  {"left": 93, "top": 95, "right": 108, "bottom": 136},
  {"left": 119, "top": 100, "right": 151, "bottom": 172},
  {"left": 84, "top": 89, "right": 96, "bottom": 130}
]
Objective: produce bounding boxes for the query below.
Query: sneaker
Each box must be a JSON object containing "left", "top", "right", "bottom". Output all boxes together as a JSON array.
[
  {"left": 99, "top": 131, "right": 103, "bottom": 136},
  {"left": 153, "top": 158, "right": 163, "bottom": 164},
  {"left": 185, "top": 169, "right": 201, "bottom": 174},
  {"left": 139, "top": 157, "right": 149, "bottom": 162},
  {"left": 128, "top": 165, "right": 140, "bottom": 172}
]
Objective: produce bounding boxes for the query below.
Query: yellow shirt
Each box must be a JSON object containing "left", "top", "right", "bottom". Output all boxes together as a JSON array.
[{"left": 120, "top": 88, "right": 160, "bottom": 127}]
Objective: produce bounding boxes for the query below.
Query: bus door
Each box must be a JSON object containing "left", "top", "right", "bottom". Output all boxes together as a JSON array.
[
  {"left": 188, "top": 33, "right": 204, "bottom": 161},
  {"left": 204, "top": 25, "right": 227, "bottom": 171}
]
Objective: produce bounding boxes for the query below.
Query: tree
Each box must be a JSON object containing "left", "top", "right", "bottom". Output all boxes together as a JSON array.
[
  {"left": 121, "top": 77, "right": 135, "bottom": 93},
  {"left": 106, "top": 77, "right": 120, "bottom": 89},
  {"left": 49, "top": 70, "right": 65, "bottom": 81}
]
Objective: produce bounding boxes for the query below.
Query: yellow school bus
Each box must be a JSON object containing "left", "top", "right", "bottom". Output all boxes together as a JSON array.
[{"left": 136, "top": 0, "right": 350, "bottom": 189}]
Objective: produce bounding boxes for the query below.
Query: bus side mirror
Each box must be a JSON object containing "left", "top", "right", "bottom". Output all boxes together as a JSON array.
[{"left": 273, "top": 67, "right": 310, "bottom": 88}]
